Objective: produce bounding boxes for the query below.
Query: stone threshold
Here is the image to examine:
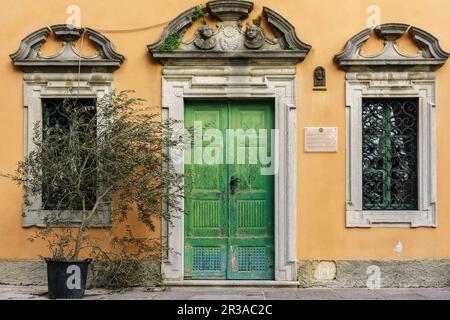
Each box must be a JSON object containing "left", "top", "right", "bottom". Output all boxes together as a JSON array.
[{"left": 163, "top": 280, "right": 300, "bottom": 287}]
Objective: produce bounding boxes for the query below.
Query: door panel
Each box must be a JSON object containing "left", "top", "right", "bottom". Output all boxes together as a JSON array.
[
  {"left": 184, "top": 100, "right": 274, "bottom": 280},
  {"left": 228, "top": 101, "right": 274, "bottom": 279},
  {"left": 184, "top": 101, "right": 228, "bottom": 279}
]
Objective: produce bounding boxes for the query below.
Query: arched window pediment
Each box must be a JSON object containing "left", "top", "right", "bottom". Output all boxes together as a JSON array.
[
  {"left": 334, "top": 23, "right": 450, "bottom": 71},
  {"left": 10, "top": 24, "right": 124, "bottom": 72}
]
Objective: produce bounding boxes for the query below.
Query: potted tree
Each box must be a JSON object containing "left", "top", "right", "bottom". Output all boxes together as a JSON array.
[{"left": 1, "top": 91, "right": 184, "bottom": 299}]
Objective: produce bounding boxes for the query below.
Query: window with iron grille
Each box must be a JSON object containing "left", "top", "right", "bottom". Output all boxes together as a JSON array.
[
  {"left": 41, "top": 98, "right": 97, "bottom": 211},
  {"left": 362, "top": 98, "right": 418, "bottom": 211}
]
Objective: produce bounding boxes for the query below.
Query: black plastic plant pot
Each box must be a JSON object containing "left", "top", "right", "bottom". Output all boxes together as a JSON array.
[{"left": 45, "top": 259, "right": 92, "bottom": 299}]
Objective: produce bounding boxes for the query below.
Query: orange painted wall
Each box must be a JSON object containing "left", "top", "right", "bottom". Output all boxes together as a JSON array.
[{"left": 0, "top": 0, "right": 450, "bottom": 260}]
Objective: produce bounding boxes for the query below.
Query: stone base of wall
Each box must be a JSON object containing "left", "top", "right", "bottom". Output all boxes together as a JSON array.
[
  {"left": 0, "top": 260, "right": 47, "bottom": 286},
  {"left": 0, "top": 260, "right": 161, "bottom": 288},
  {"left": 298, "top": 260, "right": 450, "bottom": 288},
  {"left": 1, "top": 259, "right": 449, "bottom": 288}
]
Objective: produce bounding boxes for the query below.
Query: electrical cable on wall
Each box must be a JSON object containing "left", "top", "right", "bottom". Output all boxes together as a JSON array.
[
  {"left": 74, "top": 20, "right": 172, "bottom": 90},
  {"left": 93, "top": 20, "right": 172, "bottom": 33}
]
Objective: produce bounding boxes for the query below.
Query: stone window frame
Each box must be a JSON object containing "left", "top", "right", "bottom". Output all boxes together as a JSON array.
[
  {"left": 148, "top": 0, "right": 311, "bottom": 283},
  {"left": 10, "top": 24, "right": 124, "bottom": 227},
  {"left": 335, "top": 23, "right": 449, "bottom": 228}
]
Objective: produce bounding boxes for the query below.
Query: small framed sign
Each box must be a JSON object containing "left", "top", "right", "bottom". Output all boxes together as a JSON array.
[{"left": 304, "top": 127, "right": 338, "bottom": 153}]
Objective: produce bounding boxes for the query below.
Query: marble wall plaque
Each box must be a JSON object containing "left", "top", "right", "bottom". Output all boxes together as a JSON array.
[{"left": 304, "top": 127, "right": 338, "bottom": 153}]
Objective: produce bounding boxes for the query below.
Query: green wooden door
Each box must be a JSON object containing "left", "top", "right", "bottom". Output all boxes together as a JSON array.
[{"left": 184, "top": 100, "right": 274, "bottom": 280}]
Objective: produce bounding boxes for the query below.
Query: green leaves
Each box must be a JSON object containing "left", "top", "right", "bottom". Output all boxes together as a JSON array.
[
  {"left": 252, "top": 15, "right": 262, "bottom": 27},
  {"left": 191, "top": 5, "right": 208, "bottom": 22},
  {"left": 2, "top": 90, "right": 184, "bottom": 262},
  {"left": 159, "top": 32, "right": 181, "bottom": 52}
]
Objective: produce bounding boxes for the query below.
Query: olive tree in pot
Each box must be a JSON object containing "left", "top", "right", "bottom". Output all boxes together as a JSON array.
[{"left": 1, "top": 91, "right": 184, "bottom": 299}]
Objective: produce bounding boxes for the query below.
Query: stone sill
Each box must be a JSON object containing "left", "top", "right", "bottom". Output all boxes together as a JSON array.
[{"left": 163, "top": 280, "right": 300, "bottom": 287}]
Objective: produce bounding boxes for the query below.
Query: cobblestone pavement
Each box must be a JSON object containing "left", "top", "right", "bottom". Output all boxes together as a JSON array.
[{"left": 0, "top": 285, "right": 450, "bottom": 300}]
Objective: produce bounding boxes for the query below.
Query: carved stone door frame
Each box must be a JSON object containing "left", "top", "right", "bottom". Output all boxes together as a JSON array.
[{"left": 148, "top": 0, "right": 311, "bottom": 284}]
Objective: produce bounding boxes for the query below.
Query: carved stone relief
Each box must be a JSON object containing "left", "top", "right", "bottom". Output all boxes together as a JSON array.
[
  {"left": 194, "top": 24, "right": 217, "bottom": 50},
  {"left": 184, "top": 20, "right": 280, "bottom": 52},
  {"left": 148, "top": 0, "right": 311, "bottom": 63},
  {"left": 244, "top": 24, "right": 265, "bottom": 49},
  {"left": 313, "top": 66, "right": 326, "bottom": 89}
]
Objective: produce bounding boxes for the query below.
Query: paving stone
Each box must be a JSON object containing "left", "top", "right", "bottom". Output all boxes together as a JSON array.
[
  {"left": 376, "top": 289, "right": 429, "bottom": 300},
  {"left": 185, "top": 288, "right": 265, "bottom": 300},
  {"left": 332, "top": 288, "right": 385, "bottom": 300},
  {"left": 295, "top": 289, "right": 342, "bottom": 300},
  {"left": 190, "top": 294, "right": 265, "bottom": 300},
  {"left": 1, "top": 285, "right": 450, "bottom": 300},
  {"left": 263, "top": 289, "right": 300, "bottom": 300},
  {"left": 421, "top": 290, "right": 450, "bottom": 300}
]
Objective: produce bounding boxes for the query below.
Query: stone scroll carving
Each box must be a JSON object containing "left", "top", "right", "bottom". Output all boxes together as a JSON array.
[
  {"left": 148, "top": 0, "right": 311, "bottom": 63},
  {"left": 334, "top": 23, "right": 450, "bottom": 71},
  {"left": 10, "top": 24, "right": 124, "bottom": 71}
]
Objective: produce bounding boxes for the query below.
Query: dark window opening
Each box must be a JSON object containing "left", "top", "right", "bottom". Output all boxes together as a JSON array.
[
  {"left": 362, "top": 98, "right": 418, "bottom": 210},
  {"left": 42, "top": 98, "right": 97, "bottom": 211}
]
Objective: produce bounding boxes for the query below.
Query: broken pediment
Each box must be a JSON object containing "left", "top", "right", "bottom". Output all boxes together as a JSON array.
[
  {"left": 148, "top": 0, "right": 311, "bottom": 63},
  {"left": 334, "top": 23, "right": 450, "bottom": 71},
  {"left": 10, "top": 24, "right": 124, "bottom": 71}
]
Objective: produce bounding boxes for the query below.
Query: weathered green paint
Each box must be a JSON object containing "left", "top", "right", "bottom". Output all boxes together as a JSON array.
[{"left": 184, "top": 100, "right": 274, "bottom": 280}]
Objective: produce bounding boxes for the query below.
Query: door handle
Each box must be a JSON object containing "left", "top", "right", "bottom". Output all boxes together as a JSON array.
[{"left": 230, "top": 176, "right": 240, "bottom": 195}]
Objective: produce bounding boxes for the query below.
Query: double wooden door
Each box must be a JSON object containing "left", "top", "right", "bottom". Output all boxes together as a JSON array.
[{"left": 184, "top": 100, "right": 274, "bottom": 280}]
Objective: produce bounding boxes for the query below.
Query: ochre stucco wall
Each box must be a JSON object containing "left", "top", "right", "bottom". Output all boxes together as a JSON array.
[{"left": 0, "top": 0, "right": 450, "bottom": 260}]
